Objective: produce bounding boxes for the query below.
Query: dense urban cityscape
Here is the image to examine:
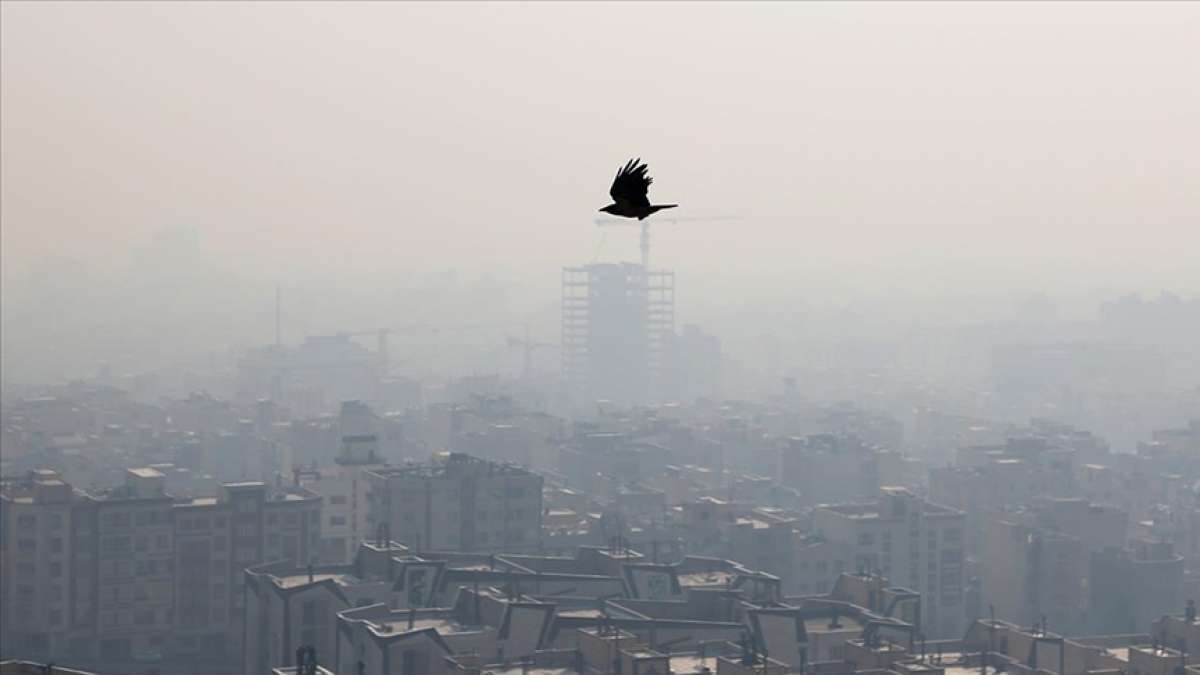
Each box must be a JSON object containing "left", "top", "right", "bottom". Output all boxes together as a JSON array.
[
  {"left": 4, "top": 2, "right": 1199, "bottom": 675},
  {"left": 3, "top": 254, "right": 1199, "bottom": 675}
]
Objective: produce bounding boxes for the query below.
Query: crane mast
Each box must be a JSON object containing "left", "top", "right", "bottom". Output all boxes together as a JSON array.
[{"left": 593, "top": 214, "right": 741, "bottom": 269}]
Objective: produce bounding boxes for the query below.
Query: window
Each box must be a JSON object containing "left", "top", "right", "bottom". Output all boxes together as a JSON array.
[
  {"left": 17, "top": 538, "right": 36, "bottom": 552},
  {"left": 102, "top": 512, "right": 131, "bottom": 529},
  {"left": 284, "top": 513, "right": 298, "bottom": 526},
  {"left": 135, "top": 609, "right": 155, "bottom": 625},
  {"left": 49, "top": 610, "right": 63, "bottom": 625},
  {"left": 18, "top": 514, "right": 37, "bottom": 529},
  {"left": 330, "top": 495, "right": 347, "bottom": 505},
  {"left": 135, "top": 536, "right": 148, "bottom": 552},
  {"left": 50, "top": 562, "right": 63, "bottom": 578},
  {"left": 49, "top": 513, "right": 64, "bottom": 530},
  {"left": 478, "top": 511, "right": 488, "bottom": 522},
  {"left": 330, "top": 516, "right": 347, "bottom": 527},
  {"left": 102, "top": 536, "right": 132, "bottom": 554},
  {"left": 858, "top": 533, "right": 874, "bottom": 546},
  {"left": 302, "top": 600, "right": 317, "bottom": 624},
  {"left": 49, "top": 538, "right": 63, "bottom": 554},
  {"left": 156, "top": 534, "right": 169, "bottom": 549}
]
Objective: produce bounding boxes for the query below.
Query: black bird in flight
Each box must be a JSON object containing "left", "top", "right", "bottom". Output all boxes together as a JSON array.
[{"left": 598, "top": 158, "right": 677, "bottom": 220}]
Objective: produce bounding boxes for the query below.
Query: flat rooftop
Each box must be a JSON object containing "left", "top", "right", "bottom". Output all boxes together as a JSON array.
[
  {"left": 373, "top": 616, "right": 480, "bottom": 636},
  {"left": 664, "top": 654, "right": 721, "bottom": 674},
  {"left": 804, "top": 616, "right": 864, "bottom": 633},
  {"left": 271, "top": 573, "right": 335, "bottom": 589},
  {"left": 945, "top": 666, "right": 1002, "bottom": 675},
  {"left": 678, "top": 570, "right": 735, "bottom": 587},
  {"left": 472, "top": 662, "right": 576, "bottom": 667}
]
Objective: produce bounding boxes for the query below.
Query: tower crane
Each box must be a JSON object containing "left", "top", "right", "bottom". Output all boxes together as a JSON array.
[{"left": 593, "top": 214, "right": 742, "bottom": 269}]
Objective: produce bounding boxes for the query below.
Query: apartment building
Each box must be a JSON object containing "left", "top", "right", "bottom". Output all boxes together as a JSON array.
[
  {"left": 0, "top": 467, "right": 321, "bottom": 666},
  {"left": 0, "top": 470, "right": 87, "bottom": 662},
  {"left": 780, "top": 434, "right": 903, "bottom": 507},
  {"left": 812, "top": 487, "right": 966, "bottom": 639},
  {"left": 366, "top": 453, "right": 543, "bottom": 553},
  {"left": 979, "top": 519, "right": 1087, "bottom": 634},
  {"left": 243, "top": 559, "right": 400, "bottom": 675},
  {"left": 1089, "top": 539, "right": 1184, "bottom": 634},
  {"left": 173, "top": 480, "right": 321, "bottom": 661},
  {"left": 297, "top": 401, "right": 387, "bottom": 563}
]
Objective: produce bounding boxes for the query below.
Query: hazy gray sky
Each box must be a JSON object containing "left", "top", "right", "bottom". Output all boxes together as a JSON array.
[{"left": 2, "top": 1, "right": 1198, "bottom": 301}]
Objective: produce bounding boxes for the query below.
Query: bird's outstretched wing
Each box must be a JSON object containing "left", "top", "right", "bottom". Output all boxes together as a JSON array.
[{"left": 609, "top": 158, "right": 652, "bottom": 208}]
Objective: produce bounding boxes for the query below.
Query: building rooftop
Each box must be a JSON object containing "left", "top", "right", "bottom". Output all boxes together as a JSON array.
[
  {"left": 678, "top": 570, "right": 735, "bottom": 588},
  {"left": 476, "top": 667, "right": 577, "bottom": 675},
  {"left": 369, "top": 453, "right": 537, "bottom": 480},
  {"left": 373, "top": 616, "right": 480, "bottom": 637},
  {"left": 276, "top": 573, "right": 344, "bottom": 589},
  {"left": 804, "top": 615, "right": 863, "bottom": 633}
]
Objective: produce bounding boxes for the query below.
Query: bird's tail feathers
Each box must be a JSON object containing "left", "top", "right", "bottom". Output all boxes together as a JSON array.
[{"left": 654, "top": 204, "right": 679, "bottom": 211}]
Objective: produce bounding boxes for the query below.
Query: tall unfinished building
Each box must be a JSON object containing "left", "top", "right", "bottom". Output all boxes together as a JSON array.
[{"left": 562, "top": 262, "right": 674, "bottom": 404}]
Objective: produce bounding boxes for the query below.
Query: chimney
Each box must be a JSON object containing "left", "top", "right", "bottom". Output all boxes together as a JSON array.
[
  {"left": 1187, "top": 599, "right": 1196, "bottom": 623},
  {"left": 308, "top": 564, "right": 314, "bottom": 584}
]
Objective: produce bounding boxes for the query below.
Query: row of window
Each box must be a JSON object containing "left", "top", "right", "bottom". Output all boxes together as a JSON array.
[{"left": 16, "top": 513, "right": 65, "bottom": 530}]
